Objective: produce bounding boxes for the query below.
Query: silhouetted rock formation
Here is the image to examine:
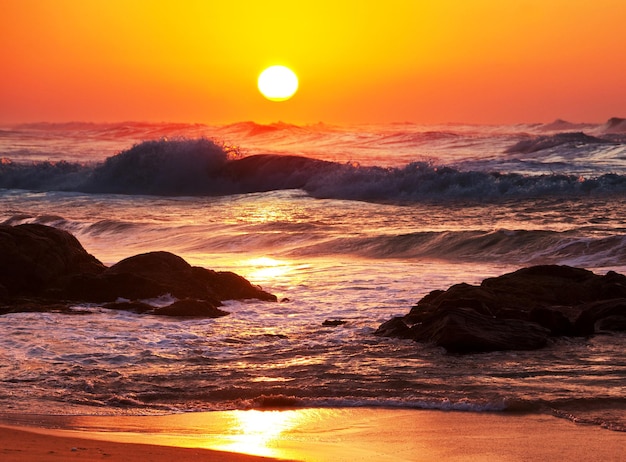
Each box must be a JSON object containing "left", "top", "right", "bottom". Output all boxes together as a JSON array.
[
  {"left": 0, "top": 223, "right": 105, "bottom": 298},
  {"left": 376, "top": 265, "right": 626, "bottom": 353},
  {"left": 0, "top": 224, "right": 276, "bottom": 317}
]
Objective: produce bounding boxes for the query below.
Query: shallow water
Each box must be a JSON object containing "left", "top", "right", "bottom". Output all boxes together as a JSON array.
[{"left": 1, "top": 120, "right": 626, "bottom": 431}]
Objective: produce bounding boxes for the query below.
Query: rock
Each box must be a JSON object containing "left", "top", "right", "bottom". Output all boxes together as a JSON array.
[
  {"left": 0, "top": 224, "right": 277, "bottom": 317},
  {"left": 189, "top": 266, "right": 278, "bottom": 302},
  {"left": 0, "top": 299, "right": 78, "bottom": 315},
  {"left": 0, "top": 224, "right": 105, "bottom": 297},
  {"left": 596, "top": 270, "right": 626, "bottom": 299},
  {"left": 322, "top": 319, "right": 348, "bottom": 327},
  {"left": 595, "top": 316, "right": 626, "bottom": 332},
  {"left": 410, "top": 307, "right": 550, "bottom": 353},
  {"left": 479, "top": 265, "right": 599, "bottom": 309},
  {"left": 574, "top": 299, "right": 626, "bottom": 335},
  {"left": 102, "top": 300, "right": 154, "bottom": 314},
  {"left": 92, "top": 251, "right": 276, "bottom": 303},
  {"left": 374, "top": 317, "right": 413, "bottom": 338},
  {"left": 152, "top": 299, "right": 229, "bottom": 317},
  {"left": 404, "top": 284, "right": 504, "bottom": 325},
  {"left": 104, "top": 252, "right": 210, "bottom": 300},
  {"left": 529, "top": 307, "right": 575, "bottom": 336},
  {"left": 377, "top": 265, "right": 626, "bottom": 353}
]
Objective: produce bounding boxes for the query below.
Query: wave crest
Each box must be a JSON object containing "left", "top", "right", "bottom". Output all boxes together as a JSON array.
[{"left": 82, "top": 137, "right": 234, "bottom": 195}]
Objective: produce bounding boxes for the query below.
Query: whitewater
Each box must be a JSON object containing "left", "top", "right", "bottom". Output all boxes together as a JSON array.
[{"left": 1, "top": 119, "right": 626, "bottom": 431}]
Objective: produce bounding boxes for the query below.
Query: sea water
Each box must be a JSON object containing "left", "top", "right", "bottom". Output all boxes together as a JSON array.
[{"left": 1, "top": 119, "right": 626, "bottom": 431}]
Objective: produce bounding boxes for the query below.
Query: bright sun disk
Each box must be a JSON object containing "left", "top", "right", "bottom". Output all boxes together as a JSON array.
[{"left": 258, "top": 65, "right": 298, "bottom": 101}]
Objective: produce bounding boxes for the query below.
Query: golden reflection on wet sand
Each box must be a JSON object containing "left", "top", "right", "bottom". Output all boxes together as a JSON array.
[{"left": 210, "top": 410, "right": 302, "bottom": 458}]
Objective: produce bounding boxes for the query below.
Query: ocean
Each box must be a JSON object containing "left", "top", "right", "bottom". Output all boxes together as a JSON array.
[{"left": 1, "top": 119, "right": 626, "bottom": 431}]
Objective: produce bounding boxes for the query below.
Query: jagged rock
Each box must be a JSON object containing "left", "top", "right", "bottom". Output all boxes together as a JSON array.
[
  {"left": 377, "top": 265, "right": 626, "bottom": 353},
  {"left": 0, "top": 224, "right": 277, "bottom": 317},
  {"left": 322, "top": 319, "right": 348, "bottom": 327}
]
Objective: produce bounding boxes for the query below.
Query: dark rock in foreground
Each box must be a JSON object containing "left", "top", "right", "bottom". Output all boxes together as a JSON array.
[
  {"left": 0, "top": 224, "right": 277, "bottom": 317},
  {"left": 0, "top": 223, "right": 105, "bottom": 298},
  {"left": 376, "top": 265, "right": 626, "bottom": 353}
]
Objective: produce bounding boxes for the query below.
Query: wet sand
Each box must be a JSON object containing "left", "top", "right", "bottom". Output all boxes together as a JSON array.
[{"left": 1, "top": 408, "right": 625, "bottom": 461}]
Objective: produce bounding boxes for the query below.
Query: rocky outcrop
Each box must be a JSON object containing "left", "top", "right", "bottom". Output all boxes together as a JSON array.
[
  {"left": 62, "top": 251, "right": 277, "bottom": 306},
  {"left": 376, "top": 265, "right": 626, "bottom": 353},
  {"left": 0, "top": 223, "right": 105, "bottom": 298},
  {"left": 0, "top": 224, "right": 276, "bottom": 317}
]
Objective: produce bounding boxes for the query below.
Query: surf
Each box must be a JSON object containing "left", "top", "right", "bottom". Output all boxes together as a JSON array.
[{"left": 2, "top": 136, "right": 626, "bottom": 203}]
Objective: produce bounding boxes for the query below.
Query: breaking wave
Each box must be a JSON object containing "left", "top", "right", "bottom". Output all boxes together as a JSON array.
[
  {"left": 2, "top": 137, "right": 626, "bottom": 203},
  {"left": 83, "top": 137, "right": 233, "bottom": 195}
]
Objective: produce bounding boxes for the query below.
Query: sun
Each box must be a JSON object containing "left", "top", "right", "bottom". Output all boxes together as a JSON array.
[{"left": 257, "top": 66, "right": 298, "bottom": 101}]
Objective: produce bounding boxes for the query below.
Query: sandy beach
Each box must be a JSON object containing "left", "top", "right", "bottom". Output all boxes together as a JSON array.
[
  {"left": 0, "top": 425, "right": 281, "bottom": 462},
  {"left": 1, "top": 408, "right": 625, "bottom": 462}
]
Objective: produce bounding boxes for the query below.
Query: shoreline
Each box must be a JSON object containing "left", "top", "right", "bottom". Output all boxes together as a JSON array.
[
  {"left": 0, "top": 425, "right": 282, "bottom": 461},
  {"left": 2, "top": 408, "right": 625, "bottom": 461}
]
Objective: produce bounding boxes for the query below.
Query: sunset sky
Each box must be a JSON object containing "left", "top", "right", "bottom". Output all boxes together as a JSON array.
[{"left": 2, "top": 0, "right": 625, "bottom": 125}]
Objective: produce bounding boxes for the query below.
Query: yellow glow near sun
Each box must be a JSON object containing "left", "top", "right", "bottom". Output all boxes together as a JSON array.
[{"left": 257, "top": 65, "right": 298, "bottom": 101}]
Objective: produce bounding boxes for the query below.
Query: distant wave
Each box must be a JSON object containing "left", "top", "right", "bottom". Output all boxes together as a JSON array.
[
  {"left": 12, "top": 121, "right": 210, "bottom": 139},
  {"left": 222, "top": 120, "right": 308, "bottom": 137},
  {"left": 602, "top": 117, "right": 626, "bottom": 134},
  {"left": 537, "top": 117, "right": 626, "bottom": 135},
  {"left": 539, "top": 119, "right": 594, "bottom": 132},
  {"left": 505, "top": 132, "right": 612, "bottom": 154},
  {"left": 2, "top": 137, "right": 626, "bottom": 203},
  {"left": 288, "top": 229, "right": 626, "bottom": 267}
]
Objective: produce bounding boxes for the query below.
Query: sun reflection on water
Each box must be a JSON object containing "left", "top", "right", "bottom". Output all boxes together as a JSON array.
[
  {"left": 246, "top": 256, "right": 289, "bottom": 279},
  {"left": 243, "top": 256, "right": 307, "bottom": 287}
]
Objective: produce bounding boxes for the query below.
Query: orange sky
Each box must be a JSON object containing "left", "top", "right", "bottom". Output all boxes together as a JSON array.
[{"left": 1, "top": 0, "right": 625, "bottom": 125}]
